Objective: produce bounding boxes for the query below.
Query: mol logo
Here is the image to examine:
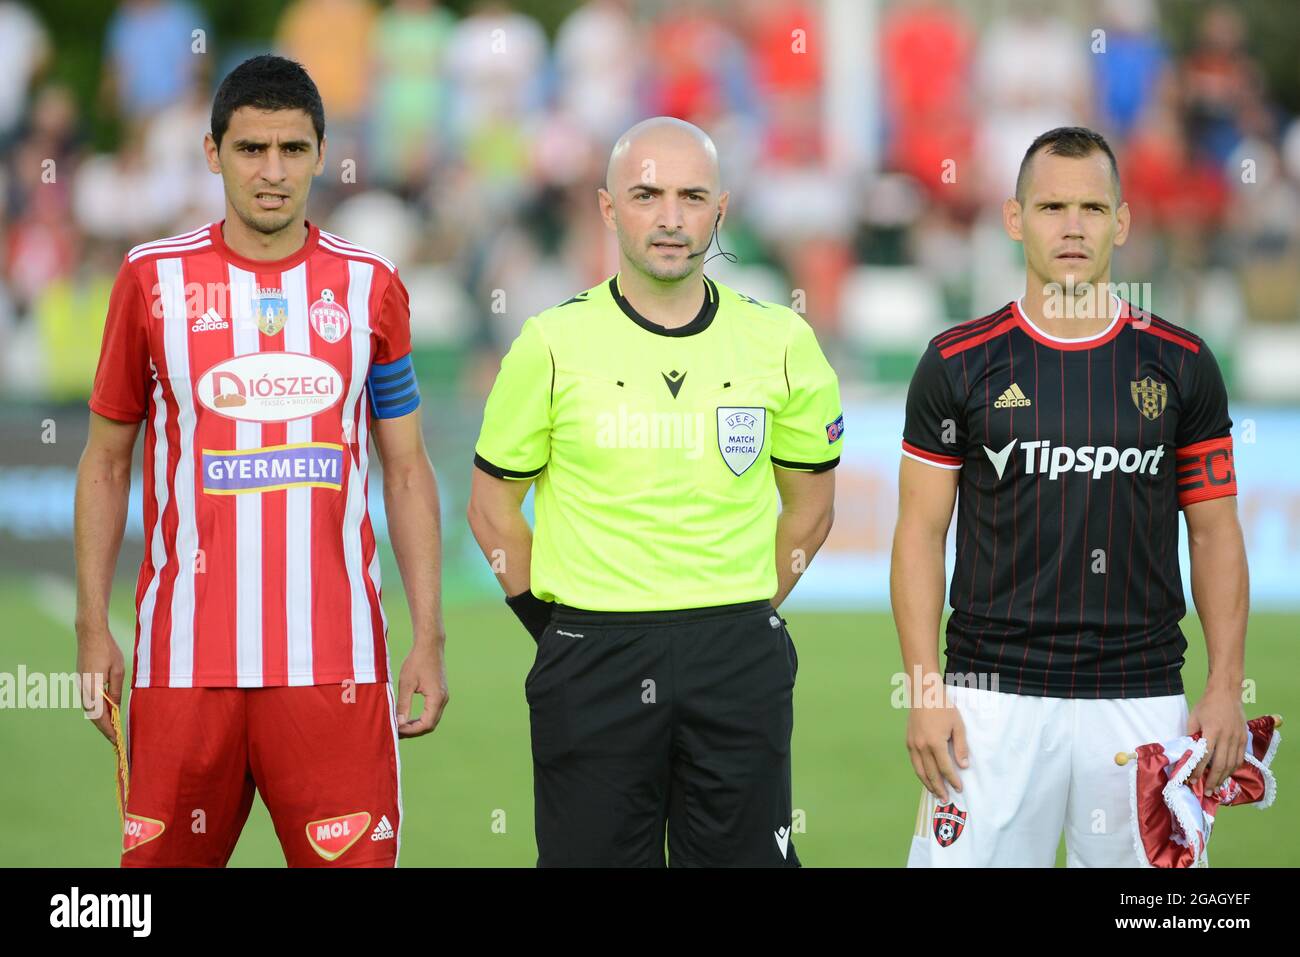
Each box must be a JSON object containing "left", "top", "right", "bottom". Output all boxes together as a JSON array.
[
  {"left": 122, "top": 813, "right": 166, "bottom": 853},
  {"left": 196, "top": 352, "right": 344, "bottom": 424},
  {"left": 983, "top": 438, "right": 1165, "bottom": 481},
  {"left": 306, "top": 812, "right": 371, "bottom": 861}
]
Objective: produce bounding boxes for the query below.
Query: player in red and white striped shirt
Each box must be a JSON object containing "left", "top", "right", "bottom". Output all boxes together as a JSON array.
[{"left": 74, "top": 55, "right": 448, "bottom": 867}]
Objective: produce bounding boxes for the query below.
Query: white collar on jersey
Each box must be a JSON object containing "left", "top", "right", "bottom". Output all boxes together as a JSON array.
[{"left": 1015, "top": 292, "right": 1123, "bottom": 344}]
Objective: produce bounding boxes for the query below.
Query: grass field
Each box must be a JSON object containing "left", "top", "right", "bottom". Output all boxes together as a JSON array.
[{"left": 0, "top": 572, "right": 1293, "bottom": 867}]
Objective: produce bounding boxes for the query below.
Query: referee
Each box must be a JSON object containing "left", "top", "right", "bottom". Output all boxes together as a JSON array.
[{"left": 467, "top": 117, "right": 842, "bottom": 867}]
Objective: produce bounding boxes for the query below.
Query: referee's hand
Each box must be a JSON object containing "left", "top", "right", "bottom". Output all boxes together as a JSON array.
[
  {"left": 395, "top": 640, "right": 449, "bottom": 738},
  {"left": 906, "top": 695, "right": 969, "bottom": 802}
]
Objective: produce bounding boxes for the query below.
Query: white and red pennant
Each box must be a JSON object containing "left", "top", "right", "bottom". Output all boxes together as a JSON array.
[{"left": 1127, "top": 715, "right": 1280, "bottom": 867}]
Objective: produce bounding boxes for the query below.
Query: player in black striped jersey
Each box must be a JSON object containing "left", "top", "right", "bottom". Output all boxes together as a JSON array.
[{"left": 893, "top": 127, "right": 1249, "bottom": 867}]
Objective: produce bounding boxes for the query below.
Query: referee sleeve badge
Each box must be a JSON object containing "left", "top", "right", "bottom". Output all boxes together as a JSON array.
[{"left": 826, "top": 413, "right": 844, "bottom": 444}]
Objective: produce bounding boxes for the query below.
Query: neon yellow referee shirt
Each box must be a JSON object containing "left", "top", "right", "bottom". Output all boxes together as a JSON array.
[{"left": 474, "top": 274, "right": 843, "bottom": 611}]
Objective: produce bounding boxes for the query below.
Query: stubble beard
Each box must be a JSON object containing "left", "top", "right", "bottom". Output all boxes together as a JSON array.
[
  {"left": 622, "top": 234, "right": 697, "bottom": 283},
  {"left": 233, "top": 195, "right": 298, "bottom": 238}
]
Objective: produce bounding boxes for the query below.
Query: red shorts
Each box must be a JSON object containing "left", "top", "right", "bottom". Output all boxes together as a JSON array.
[{"left": 119, "top": 682, "right": 401, "bottom": 868}]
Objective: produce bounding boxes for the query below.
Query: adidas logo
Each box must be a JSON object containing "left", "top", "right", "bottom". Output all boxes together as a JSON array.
[
  {"left": 994, "top": 383, "right": 1031, "bottom": 409},
  {"left": 370, "top": 814, "right": 395, "bottom": 842},
  {"left": 191, "top": 308, "right": 229, "bottom": 333}
]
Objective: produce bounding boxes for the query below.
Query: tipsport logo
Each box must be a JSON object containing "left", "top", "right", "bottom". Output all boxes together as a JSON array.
[{"left": 983, "top": 439, "right": 1165, "bottom": 481}]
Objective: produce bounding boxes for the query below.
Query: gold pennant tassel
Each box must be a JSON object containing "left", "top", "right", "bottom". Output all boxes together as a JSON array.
[{"left": 103, "top": 690, "right": 129, "bottom": 826}]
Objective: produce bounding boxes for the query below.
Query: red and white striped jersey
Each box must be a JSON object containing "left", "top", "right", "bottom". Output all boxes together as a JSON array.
[{"left": 89, "top": 220, "right": 420, "bottom": 689}]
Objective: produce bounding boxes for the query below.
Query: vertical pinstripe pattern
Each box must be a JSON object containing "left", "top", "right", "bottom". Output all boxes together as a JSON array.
[
  {"left": 972, "top": 339, "right": 994, "bottom": 668},
  {"left": 1004, "top": 334, "right": 1020, "bottom": 646},
  {"left": 385, "top": 683, "right": 404, "bottom": 866},
  {"left": 1026, "top": 339, "right": 1041, "bottom": 680},
  {"left": 1049, "top": 348, "right": 1066, "bottom": 683},
  {"left": 1106, "top": 336, "right": 1119, "bottom": 696},
  {"left": 919, "top": 301, "right": 1209, "bottom": 698},
  {"left": 367, "top": 549, "right": 389, "bottom": 648},
  {"left": 1072, "top": 346, "right": 1096, "bottom": 696},
  {"left": 135, "top": 371, "right": 169, "bottom": 688},
  {"left": 341, "top": 260, "right": 376, "bottom": 683},
  {"left": 359, "top": 404, "right": 389, "bottom": 661},
  {"left": 158, "top": 258, "right": 198, "bottom": 687},
  {"left": 1124, "top": 331, "right": 1139, "bottom": 682},
  {"left": 228, "top": 264, "right": 263, "bottom": 686},
  {"left": 962, "top": 349, "right": 981, "bottom": 631},
  {"left": 282, "top": 262, "right": 315, "bottom": 684}
]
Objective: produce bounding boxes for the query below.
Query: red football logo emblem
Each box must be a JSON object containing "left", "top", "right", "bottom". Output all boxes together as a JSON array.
[{"left": 933, "top": 803, "right": 967, "bottom": 847}]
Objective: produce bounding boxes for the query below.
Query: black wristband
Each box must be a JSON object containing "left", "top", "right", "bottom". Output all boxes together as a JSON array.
[{"left": 506, "top": 589, "right": 553, "bottom": 641}]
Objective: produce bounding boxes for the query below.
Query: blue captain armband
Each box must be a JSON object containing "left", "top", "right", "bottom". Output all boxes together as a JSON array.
[{"left": 367, "top": 353, "right": 421, "bottom": 418}]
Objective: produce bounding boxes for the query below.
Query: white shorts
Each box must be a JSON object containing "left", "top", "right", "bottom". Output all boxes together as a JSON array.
[{"left": 906, "top": 684, "right": 1189, "bottom": 867}]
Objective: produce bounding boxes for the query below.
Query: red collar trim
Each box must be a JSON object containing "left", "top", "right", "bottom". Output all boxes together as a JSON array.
[
  {"left": 209, "top": 219, "right": 320, "bottom": 273},
  {"left": 1013, "top": 294, "right": 1128, "bottom": 351}
]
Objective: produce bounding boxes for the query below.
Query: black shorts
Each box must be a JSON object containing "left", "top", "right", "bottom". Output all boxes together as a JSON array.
[{"left": 524, "top": 599, "right": 800, "bottom": 867}]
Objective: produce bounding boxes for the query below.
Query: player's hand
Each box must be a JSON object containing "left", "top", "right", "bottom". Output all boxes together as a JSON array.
[
  {"left": 76, "top": 626, "right": 124, "bottom": 743},
  {"left": 1188, "top": 682, "right": 1247, "bottom": 792},
  {"left": 396, "top": 638, "right": 448, "bottom": 738},
  {"left": 905, "top": 686, "right": 968, "bottom": 802}
]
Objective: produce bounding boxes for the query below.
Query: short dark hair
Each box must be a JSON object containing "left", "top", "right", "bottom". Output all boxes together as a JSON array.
[
  {"left": 1015, "top": 126, "right": 1120, "bottom": 204},
  {"left": 210, "top": 55, "right": 325, "bottom": 150}
]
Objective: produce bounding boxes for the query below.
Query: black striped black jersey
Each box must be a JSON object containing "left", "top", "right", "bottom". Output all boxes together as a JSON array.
[{"left": 901, "top": 297, "right": 1237, "bottom": 698}]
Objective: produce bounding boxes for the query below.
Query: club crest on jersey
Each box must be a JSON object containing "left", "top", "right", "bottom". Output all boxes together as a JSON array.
[
  {"left": 933, "top": 803, "right": 967, "bottom": 847},
  {"left": 255, "top": 287, "right": 288, "bottom": 336},
  {"left": 309, "top": 288, "right": 351, "bottom": 343},
  {"left": 717, "top": 407, "right": 765, "bottom": 476},
  {"left": 1131, "top": 376, "right": 1167, "bottom": 421}
]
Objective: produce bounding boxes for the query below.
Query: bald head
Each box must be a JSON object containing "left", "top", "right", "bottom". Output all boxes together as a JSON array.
[
  {"left": 605, "top": 116, "right": 721, "bottom": 194},
  {"left": 598, "top": 116, "right": 728, "bottom": 284}
]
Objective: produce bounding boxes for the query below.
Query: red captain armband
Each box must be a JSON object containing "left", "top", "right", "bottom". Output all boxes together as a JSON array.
[{"left": 1175, "top": 436, "right": 1237, "bottom": 507}]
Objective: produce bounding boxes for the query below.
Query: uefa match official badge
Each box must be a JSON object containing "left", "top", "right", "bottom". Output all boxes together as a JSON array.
[
  {"left": 933, "top": 803, "right": 967, "bottom": 847},
  {"left": 717, "top": 407, "right": 766, "bottom": 476},
  {"left": 309, "top": 288, "right": 351, "bottom": 343}
]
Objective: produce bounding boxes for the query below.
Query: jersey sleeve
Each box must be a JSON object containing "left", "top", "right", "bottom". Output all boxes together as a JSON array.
[
  {"left": 88, "top": 259, "right": 152, "bottom": 423},
  {"left": 770, "top": 315, "right": 843, "bottom": 472},
  {"left": 1174, "top": 342, "right": 1236, "bottom": 507},
  {"left": 474, "top": 316, "right": 553, "bottom": 480},
  {"left": 367, "top": 270, "right": 421, "bottom": 419},
  {"left": 901, "top": 342, "right": 965, "bottom": 469}
]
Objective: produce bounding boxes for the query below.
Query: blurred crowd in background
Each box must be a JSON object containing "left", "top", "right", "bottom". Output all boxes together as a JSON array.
[{"left": 3, "top": 0, "right": 1300, "bottom": 408}]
